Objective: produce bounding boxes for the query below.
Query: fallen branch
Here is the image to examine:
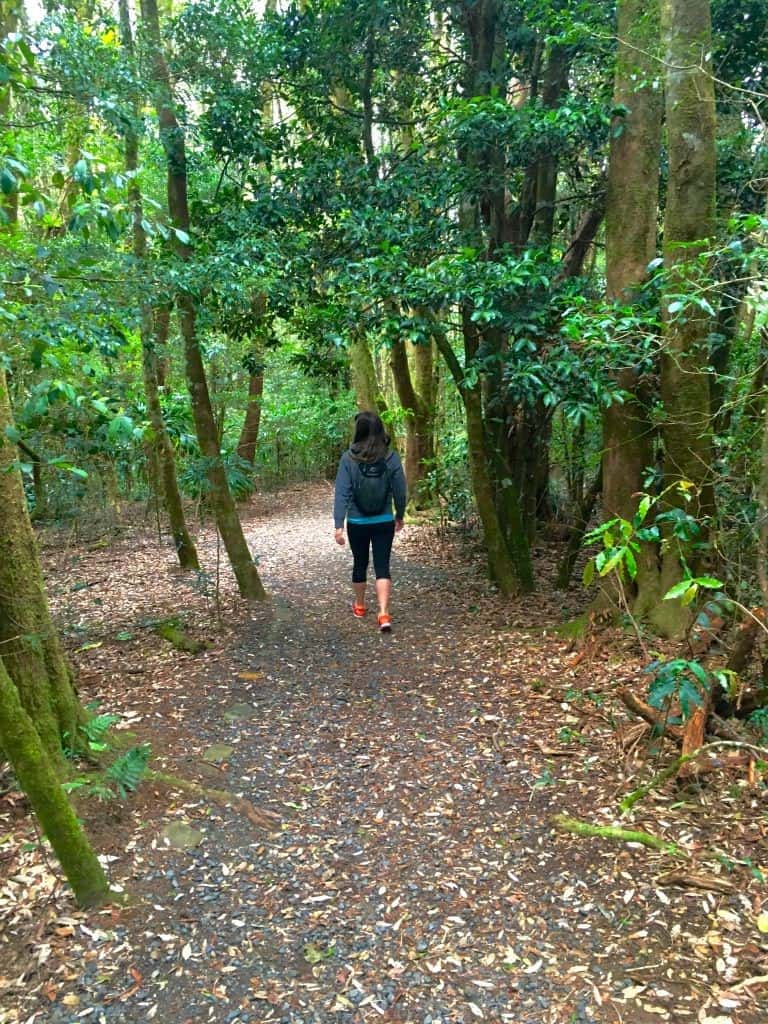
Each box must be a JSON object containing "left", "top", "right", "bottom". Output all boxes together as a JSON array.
[
  {"left": 655, "top": 868, "right": 736, "bottom": 894},
  {"left": 619, "top": 752, "right": 699, "bottom": 812},
  {"left": 619, "top": 739, "right": 768, "bottom": 813},
  {"left": 552, "top": 814, "right": 683, "bottom": 856},
  {"left": 149, "top": 771, "right": 280, "bottom": 830}
]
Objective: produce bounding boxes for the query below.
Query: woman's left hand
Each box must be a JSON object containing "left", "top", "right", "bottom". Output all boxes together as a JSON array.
[{"left": 334, "top": 527, "right": 345, "bottom": 546}]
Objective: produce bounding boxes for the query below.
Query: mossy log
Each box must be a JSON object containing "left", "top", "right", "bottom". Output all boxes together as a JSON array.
[
  {"left": 0, "top": 660, "right": 111, "bottom": 907},
  {"left": 153, "top": 619, "right": 207, "bottom": 654},
  {"left": 553, "top": 814, "right": 683, "bottom": 857}
]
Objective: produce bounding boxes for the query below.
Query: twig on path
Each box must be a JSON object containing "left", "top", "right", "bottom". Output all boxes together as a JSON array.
[{"left": 728, "top": 973, "right": 768, "bottom": 993}]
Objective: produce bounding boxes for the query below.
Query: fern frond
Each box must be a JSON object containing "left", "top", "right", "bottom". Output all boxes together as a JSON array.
[{"left": 106, "top": 744, "right": 151, "bottom": 798}]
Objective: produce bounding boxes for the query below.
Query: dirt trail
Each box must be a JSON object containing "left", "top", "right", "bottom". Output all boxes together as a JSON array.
[{"left": 1, "top": 485, "right": 765, "bottom": 1024}]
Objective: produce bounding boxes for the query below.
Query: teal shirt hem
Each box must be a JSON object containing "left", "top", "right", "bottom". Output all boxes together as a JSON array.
[{"left": 347, "top": 513, "right": 395, "bottom": 525}]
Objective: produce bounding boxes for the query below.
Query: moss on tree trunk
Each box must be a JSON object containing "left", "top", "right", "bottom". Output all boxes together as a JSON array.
[
  {"left": 349, "top": 333, "right": 386, "bottom": 414},
  {"left": 0, "top": 660, "right": 111, "bottom": 907},
  {"left": 389, "top": 337, "right": 436, "bottom": 508},
  {"left": 0, "top": 368, "right": 83, "bottom": 767}
]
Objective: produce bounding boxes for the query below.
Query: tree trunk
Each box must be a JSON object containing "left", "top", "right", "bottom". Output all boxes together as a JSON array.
[
  {"left": 465, "top": 383, "right": 519, "bottom": 595},
  {"left": 451, "top": 0, "right": 533, "bottom": 593},
  {"left": 434, "top": 322, "right": 530, "bottom": 594},
  {"left": 236, "top": 360, "right": 265, "bottom": 465},
  {"left": 603, "top": 0, "right": 664, "bottom": 616},
  {"left": 654, "top": 0, "right": 717, "bottom": 635},
  {"left": 389, "top": 337, "right": 435, "bottom": 507},
  {"left": 119, "top": 0, "right": 199, "bottom": 571},
  {"left": 710, "top": 248, "right": 752, "bottom": 428},
  {"left": 140, "top": 0, "right": 266, "bottom": 600},
  {"left": 556, "top": 465, "right": 603, "bottom": 589},
  {"left": 530, "top": 44, "right": 570, "bottom": 252},
  {"left": 0, "top": 659, "right": 111, "bottom": 907},
  {"left": 0, "top": 368, "right": 83, "bottom": 767},
  {"left": 349, "top": 332, "right": 386, "bottom": 413},
  {"left": 142, "top": 326, "right": 200, "bottom": 568}
]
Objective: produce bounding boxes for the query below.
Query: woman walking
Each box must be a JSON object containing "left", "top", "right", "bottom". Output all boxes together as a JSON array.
[{"left": 333, "top": 412, "right": 407, "bottom": 632}]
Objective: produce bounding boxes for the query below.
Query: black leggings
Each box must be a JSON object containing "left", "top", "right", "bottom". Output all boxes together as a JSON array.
[{"left": 347, "top": 520, "right": 396, "bottom": 582}]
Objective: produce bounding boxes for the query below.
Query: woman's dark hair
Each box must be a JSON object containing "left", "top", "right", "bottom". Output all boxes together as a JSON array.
[{"left": 349, "top": 411, "right": 390, "bottom": 462}]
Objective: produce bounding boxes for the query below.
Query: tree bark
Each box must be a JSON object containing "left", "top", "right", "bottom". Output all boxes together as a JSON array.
[
  {"left": 530, "top": 44, "right": 570, "bottom": 252},
  {"left": 236, "top": 358, "right": 265, "bottom": 465},
  {"left": 349, "top": 332, "right": 386, "bottom": 414},
  {"left": 0, "top": 368, "right": 83, "bottom": 766},
  {"left": 654, "top": 0, "right": 717, "bottom": 636},
  {"left": 140, "top": 0, "right": 266, "bottom": 600},
  {"left": 452, "top": 0, "right": 533, "bottom": 593},
  {"left": 0, "top": 659, "right": 111, "bottom": 907},
  {"left": 119, "top": 0, "right": 199, "bottom": 572},
  {"left": 556, "top": 465, "right": 603, "bottom": 589},
  {"left": 434, "top": 320, "right": 531, "bottom": 594},
  {"left": 389, "top": 337, "right": 435, "bottom": 507},
  {"left": 603, "top": 0, "right": 664, "bottom": 616}
]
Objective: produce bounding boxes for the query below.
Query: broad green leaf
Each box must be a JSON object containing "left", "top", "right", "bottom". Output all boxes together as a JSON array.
[{"left": 582, "top": 560, "right": 595, "bottom": 587}]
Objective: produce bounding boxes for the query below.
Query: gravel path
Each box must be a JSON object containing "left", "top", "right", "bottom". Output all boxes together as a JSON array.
[{"left": 2, "top": 484, "right": 765, "bottom": 1024}]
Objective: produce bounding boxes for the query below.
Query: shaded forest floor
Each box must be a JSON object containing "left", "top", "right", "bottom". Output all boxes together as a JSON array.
[{"left": 1, "top": 483, "right": 767, "bottom": 1024}]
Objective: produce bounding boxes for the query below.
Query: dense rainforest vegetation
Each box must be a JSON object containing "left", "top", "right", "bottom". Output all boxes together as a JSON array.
[{"left": 2, "top": 2, "right": 768, "bottom": 1015}]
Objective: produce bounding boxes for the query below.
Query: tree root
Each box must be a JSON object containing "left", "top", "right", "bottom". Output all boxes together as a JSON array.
[
  {"left": 552, "top": 814, "right": 683, "bottom": 856},
  {"left": 617, "top": 687, "right": 683, "bottom": 740},
  {"left": 149, "top": 770, "right": 280, "bottom": 830}
]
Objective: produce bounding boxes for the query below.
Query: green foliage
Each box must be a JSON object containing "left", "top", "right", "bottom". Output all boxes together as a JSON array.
[
  {"left": 426, "top": 431, "right": 473, "bottom": 523},
  {"left": 179, "top": 452, "right": 255, "bottom": 501},
  {"left": 80, "top": 712, "right": 120, "bottom": 753},
  {"left": 644, "top": 658, "right": 710, "bottom": 722},
  {"left": 253, "top": 349, "right": 356, "bottom": 487},
  {"left": 749, "top": 708, "right": 768, "bottom": 742},
  {"left": 62, "top": 777, "right": 115, "bottom": 802},
  {"left": 105, "top": 744, "right": 151, "bottom": 799}
]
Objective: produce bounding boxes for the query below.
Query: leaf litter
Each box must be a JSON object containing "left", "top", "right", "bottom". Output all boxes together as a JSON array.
[{"left": 0, "top": 483, "right": 766, "bottom": 1024}]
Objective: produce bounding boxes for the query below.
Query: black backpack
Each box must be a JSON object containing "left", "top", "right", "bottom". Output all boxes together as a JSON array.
[{"left": 352, "top": 458, "right": 391, "bottom": 515}]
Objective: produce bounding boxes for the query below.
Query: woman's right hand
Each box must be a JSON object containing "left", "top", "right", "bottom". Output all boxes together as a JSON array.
[{"left": 334, "top": 527, "right": 345, "bottom": 546}]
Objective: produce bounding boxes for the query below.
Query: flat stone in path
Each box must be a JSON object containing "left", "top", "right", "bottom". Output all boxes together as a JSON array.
[
  {"left": 161, "top": 821, "right": 203, "bottom": 850},
  {"left": 202, "top": 742, "right": 234, "bottom": 764},
  {"left": 223, "top": 702, "right": 256, "bottom": 722}
]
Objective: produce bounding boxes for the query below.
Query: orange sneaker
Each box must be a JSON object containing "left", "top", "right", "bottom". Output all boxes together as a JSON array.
[
  {"left": 378, "top": 613, "right": 392, "bottom": 633},
  {"left": 352, "top": 603, "right": 366, "bottom": 618}
]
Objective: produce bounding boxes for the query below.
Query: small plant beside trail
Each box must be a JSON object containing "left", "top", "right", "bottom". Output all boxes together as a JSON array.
[
  {"left": 63, "top": 708, "right": 152, "bottom": 804},
  {"left": 581, "top": 481, "right": 768, "bottom": 791}
]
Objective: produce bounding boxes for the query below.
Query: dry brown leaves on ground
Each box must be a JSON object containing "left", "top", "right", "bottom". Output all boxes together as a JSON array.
[{"left": 1, "top": 483, "right": 767, "bottom": 1024}]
